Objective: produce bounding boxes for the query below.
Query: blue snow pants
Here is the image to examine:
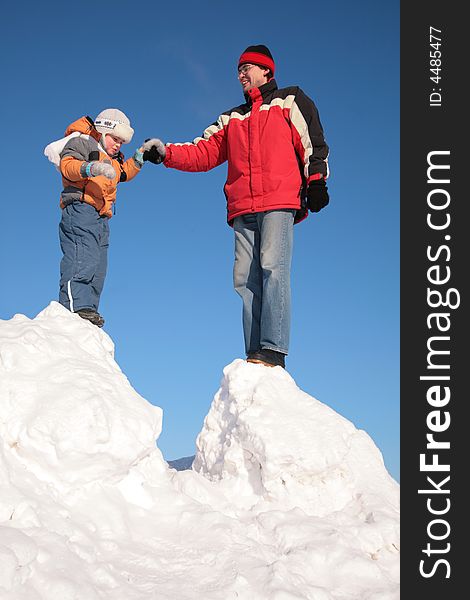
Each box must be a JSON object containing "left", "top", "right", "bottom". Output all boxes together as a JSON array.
[{"left": 59, "top": 201, "right": 110, "bottom": 312}]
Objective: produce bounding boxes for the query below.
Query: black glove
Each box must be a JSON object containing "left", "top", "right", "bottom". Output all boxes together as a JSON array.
[
  {"left": 306, "top": 180, "right": 330, "bottom": 213},
  {"left": 142, "top": 138, "right": 166, "bottom": 165}
]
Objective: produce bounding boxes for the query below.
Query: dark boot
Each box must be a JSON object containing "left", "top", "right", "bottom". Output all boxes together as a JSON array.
[
  {"left": 247, "top": 349, "right": 286, "bottom": 368},
  {"left": 76, "top": 309, "right": 105, "bottom": 328}
]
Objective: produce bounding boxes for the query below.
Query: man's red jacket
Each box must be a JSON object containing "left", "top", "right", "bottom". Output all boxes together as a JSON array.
[{"left": 164, "top": 79, "right": 329, "bottom": 224}]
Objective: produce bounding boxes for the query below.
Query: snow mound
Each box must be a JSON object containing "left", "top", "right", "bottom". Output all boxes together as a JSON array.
[
  {"left": 0, "top": 302, "right": 162, "bottom": 489},
  {"left": 0, "top": 303, "right": 399, "bottom": 599},
  {"left": 195, "top": 360, "right": 399, "bottom": 517}
]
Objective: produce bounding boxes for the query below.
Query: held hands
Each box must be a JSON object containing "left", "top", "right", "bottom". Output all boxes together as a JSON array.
[
  {"left": 133, "top": 139, "right": 166, "bottom": 167},
  {"left": 132, "top": 139, "right": 166, "bottom": 167},
  {"left": 83, "top": 160, "right": 116, "bottom": 180},
  {"left": 142, "top": 138, "right": 167, "bottom": 164},
  {"left": 306, "top": 180, "right": 330, "bottom": 213}
]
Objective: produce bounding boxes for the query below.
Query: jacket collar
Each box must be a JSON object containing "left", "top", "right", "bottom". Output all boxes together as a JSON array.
[
  {"left": 244, "top": 78, "right": 278, "bottom": 103},
  {"left": 64, "top": 115, "right": 102, "bottom": 143}
]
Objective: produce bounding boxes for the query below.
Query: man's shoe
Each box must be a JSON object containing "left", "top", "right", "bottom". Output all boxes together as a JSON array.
[
  {"left": 76, "top": 308, "right": 105, "bottom": 328},
  {"left": 247, "top": 349, "right": 286, "bottom": 368}
]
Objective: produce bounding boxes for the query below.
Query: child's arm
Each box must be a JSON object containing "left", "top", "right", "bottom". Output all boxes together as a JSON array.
[
  {"left": 60, "top": 137, "right": 115, "bottom": 181},
  {"left": 118, "top": 140, "right": 158, "bottom": 182},
  {"left": 119, "top": 155, "right": 142, "bottom": 183},
  {"left": 60, "top": 155, "right": 86, "bottom": 182}
]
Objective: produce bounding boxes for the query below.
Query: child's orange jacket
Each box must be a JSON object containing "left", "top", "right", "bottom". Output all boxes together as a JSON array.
[{"left": 59, "top": 116, "right": 140, "bottom": 218}]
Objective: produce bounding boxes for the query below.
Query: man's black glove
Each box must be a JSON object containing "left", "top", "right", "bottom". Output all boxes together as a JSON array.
[
  {"left": 306, "top": 180, "right": 330, "bottom": 213},
  {"left": 142, "top": 138, "right": 167, "bottom": 165}
]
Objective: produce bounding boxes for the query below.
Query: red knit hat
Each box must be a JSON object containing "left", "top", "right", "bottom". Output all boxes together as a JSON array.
[{"left": 238, "top": 45, "right": 275, "bottom": 75}]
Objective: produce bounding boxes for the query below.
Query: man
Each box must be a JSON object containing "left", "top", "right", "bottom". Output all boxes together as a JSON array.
[{"left": 145, "top": 45, "right": 330, "bottom": 368}]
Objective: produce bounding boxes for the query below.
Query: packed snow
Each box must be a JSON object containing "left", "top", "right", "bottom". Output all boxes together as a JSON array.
[{"left": 0, "top": 302, "right": 399, "bottom": 599}]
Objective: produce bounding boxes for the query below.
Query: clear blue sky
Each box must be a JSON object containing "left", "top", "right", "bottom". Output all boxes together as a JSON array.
[{"left": 0, "top": 1, "right": 399, "bottom": 480}]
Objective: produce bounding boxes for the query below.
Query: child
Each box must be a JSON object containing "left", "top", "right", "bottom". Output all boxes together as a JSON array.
[{"left": 45, "top": 109, "right": 154, "bottom": 327}]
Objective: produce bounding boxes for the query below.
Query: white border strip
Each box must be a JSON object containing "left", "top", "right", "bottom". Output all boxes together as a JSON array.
[{"left": 67, "top": 280, "right": 74, "bottom": 312}]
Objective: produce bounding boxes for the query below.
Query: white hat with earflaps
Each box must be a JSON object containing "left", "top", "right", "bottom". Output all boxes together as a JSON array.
[{"left": 94, "top": 108, "right": 134, "bottom": 144}]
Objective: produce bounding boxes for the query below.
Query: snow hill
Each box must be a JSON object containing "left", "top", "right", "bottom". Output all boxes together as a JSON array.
[{"left": 0, "top": 302, "right": 399, "bottom": 599}]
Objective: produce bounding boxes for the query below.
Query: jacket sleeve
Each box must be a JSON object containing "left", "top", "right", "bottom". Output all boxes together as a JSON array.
[
  {"left": 59, "top": 137, "right": 91, "bottom": 182},
  {"left": 118, "top": 156, "right": 141, "bottom": 183},
  {"left": 163, "top": 115, "right": 228, "bottom": 172},
  {"left": 60, "top": 156, "right": 84, "bottom": 182},
  {"left": 289, "top": 88, "right": 329, "bottom": 183}
]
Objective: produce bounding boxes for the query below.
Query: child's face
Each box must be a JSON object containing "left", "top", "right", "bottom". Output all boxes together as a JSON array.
[{"left": 104, "top": 134, "right": 124, "bottom": 157}]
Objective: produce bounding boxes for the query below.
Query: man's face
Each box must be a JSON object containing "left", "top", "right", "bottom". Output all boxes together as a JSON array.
[{"left": 238, "top": 63, "right": 270, "bottom": 92}]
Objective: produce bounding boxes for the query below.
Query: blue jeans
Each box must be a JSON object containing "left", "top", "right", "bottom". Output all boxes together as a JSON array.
[
  {"left": 233, "top": 209, "right": 295, "bottom": 356},
  {"left": 59, "top": 202, "right": 109, "bottom": 312}
]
